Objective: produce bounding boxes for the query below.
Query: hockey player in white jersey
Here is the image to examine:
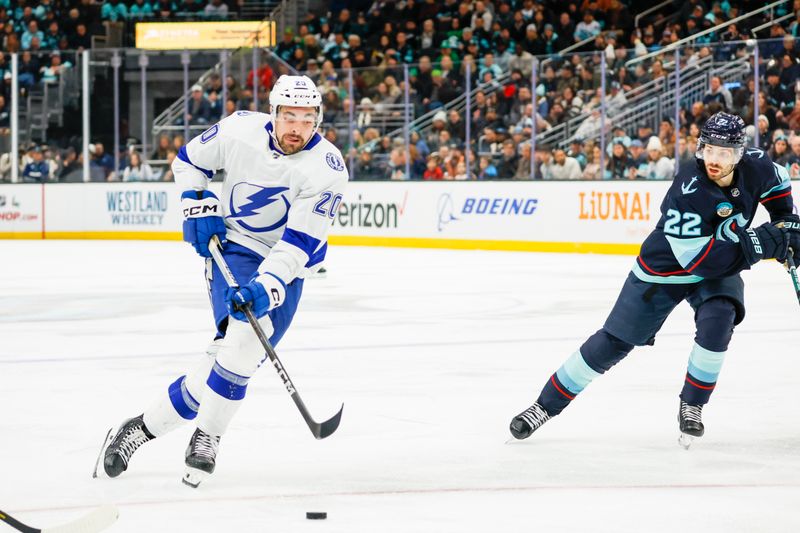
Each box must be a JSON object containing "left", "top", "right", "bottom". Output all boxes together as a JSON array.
[{"left": 99, "top": 75, "right": 348, "bottom": 487}]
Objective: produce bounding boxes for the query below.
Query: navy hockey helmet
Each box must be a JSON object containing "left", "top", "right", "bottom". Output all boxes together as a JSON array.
[
  {"left": 698, "top": 112, "right": 746, "bottom": 149},
  {"left": 696, "top": 112, "right": 747, "bottom": 175}
]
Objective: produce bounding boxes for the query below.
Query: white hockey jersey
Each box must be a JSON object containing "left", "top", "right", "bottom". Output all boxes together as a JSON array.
[{"left": 172, "top": 111, "right": 348, "bottom": 284}]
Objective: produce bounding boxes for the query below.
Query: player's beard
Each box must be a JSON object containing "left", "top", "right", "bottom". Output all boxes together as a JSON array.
[
  {"left": 705, "top": 162, "right": 734, "bottom": 183},
  {"left": 279, "top": 133, "right": 306, "bottom": 154}
]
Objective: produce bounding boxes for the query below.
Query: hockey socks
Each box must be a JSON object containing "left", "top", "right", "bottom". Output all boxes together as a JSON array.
[
  {"left": 681, "top": 298, "right": 734, "bottom": 405},
  {"left": 537, "top": 330, "right": 634, "bottom": 415},
  {"left": 680, "top": 342, "right": 726, "bottom": 405}
]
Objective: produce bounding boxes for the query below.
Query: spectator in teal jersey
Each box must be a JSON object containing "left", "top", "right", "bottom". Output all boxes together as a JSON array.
[
  {"left": 42, "top": 21, "right": 61, "bottom": 50},
  {"left": 574, "top": 11, "right": 601, "bottom": 42},
  {"left": 20, "top": 20, "right": 43, "bottom": 50},
  {"left": 101, "top": 0, "right": 129, "bottom": 22},
  {"left": 129, "top": 0, "right": 154, "bottom": 18},
  {"left": 477, "top": 155, "right": 498, "bottom": 179},
  {"left": 542, "top": 24, "right": 558, "bottom": 55}
]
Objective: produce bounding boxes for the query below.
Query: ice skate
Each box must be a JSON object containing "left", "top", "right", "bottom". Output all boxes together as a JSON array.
[
  {"left": 677, "top": 400, "right": 704, "bottom": 449},
  {"left": 509, "top": 402, "right": 551, "bottom": 440},
  {"left": 100, "top": 414, "right": 155, "bottom": 478},
  {"left": 183, "top": 428, "right": 221, "bottom": 488}
]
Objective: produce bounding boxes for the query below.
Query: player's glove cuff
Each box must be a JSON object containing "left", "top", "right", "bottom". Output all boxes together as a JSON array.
[
  {"left": 779, "top": 215, "right": 800, "bottom": 262},
  {"left": 737, "top": 223, "right": 788, "bottom": 266},
  {"left": 226, "top": 273, "right": 286, "bottom": 321},
  {"left": 181, "top": 190, "right": 226, "bottom": 257}
]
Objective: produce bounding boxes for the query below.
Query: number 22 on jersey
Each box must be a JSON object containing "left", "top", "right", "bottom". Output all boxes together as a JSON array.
[{"left": 664, "top": 209, "right": 702, "bottom": 237}]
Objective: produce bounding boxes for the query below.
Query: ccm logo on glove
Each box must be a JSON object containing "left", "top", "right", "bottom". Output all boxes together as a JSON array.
[
  {"left": 183, "top": 203, "right": 219, "bottom": 217},
  {"left": 181, "top": 190, "right": 227, "bottom": 257}
]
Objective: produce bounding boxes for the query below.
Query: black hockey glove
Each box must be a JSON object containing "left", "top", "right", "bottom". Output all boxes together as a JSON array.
[
  {"left": 779, "top": 214, "right": 800, "bottom": 265},
  {"left": 737, "top": 222, "right": 789, "bottom": 266}
]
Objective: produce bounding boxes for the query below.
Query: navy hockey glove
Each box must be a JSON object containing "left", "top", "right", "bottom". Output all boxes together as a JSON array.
[
  {"left": 225, "top": 273, "right": 286, "bottom": 321},
  {"left": 737, "top": 222, "right": 789, "bottom": 266},
  {"left": 779, "top": 214, "right": 800, "bottom": 264},
  {"left": 181, "top": 190, "right": 226, "bottom": 257}
]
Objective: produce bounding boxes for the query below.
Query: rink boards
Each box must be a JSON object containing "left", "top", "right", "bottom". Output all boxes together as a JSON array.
[{"left": 0, "top": 181, "right": 793, "bottom": 254}]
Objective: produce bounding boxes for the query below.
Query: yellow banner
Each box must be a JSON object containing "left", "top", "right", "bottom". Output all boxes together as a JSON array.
[{"left": 135, "top": 21, "right": 275, "bottom": 50}]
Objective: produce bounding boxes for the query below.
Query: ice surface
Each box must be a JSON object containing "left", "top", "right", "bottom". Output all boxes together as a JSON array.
[{"left": 1, "top": 241, "right": 799, "bottom": 532}]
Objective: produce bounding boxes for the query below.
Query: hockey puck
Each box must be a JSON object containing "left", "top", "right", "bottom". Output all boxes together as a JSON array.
[{"left": 306, "top": 512, "right": 327, "bottom": 520}]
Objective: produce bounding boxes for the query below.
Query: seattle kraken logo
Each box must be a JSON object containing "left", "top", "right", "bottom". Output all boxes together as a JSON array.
[
  {"left": 227, "top": 183, "right": 290, "bottom": 233},
  {"left": 715, "top": 213, "right": 749, "bottom": 243}
]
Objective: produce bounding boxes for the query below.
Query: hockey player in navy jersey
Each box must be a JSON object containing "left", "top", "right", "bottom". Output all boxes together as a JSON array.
[
  {"left": 99, "top": 75, "right": 348, "bottom": 486},
  {"left": 510, "top": 112, "right": 800, "bottom": 447}
]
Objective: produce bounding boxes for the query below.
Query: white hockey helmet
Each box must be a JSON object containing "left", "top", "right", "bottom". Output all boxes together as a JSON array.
[{"left": 269, "top": 74, "right": 323, "bottom": 130}]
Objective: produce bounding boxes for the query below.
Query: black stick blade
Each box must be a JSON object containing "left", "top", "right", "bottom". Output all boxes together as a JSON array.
[{"left": 312, "top": 404, "right": 344, "bottom": 440}]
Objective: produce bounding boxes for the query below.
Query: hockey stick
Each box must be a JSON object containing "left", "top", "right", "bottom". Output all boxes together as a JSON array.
[
  {"left": 787, "top": 247, "right": 800, "bottom": 307},
  {"left": 0, "top": 506, "right": 118, "bottom": 533},
  {"left": 208, "top": 236, "right": 343, "bottom": 439}
]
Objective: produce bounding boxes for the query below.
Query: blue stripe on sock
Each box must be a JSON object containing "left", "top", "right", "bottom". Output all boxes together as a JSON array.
[
  {"left": 168, "top": 376, "right": 199, "bottom": 420},
  {"left": 687, "top": 343, "right": 725, "bottom": 382},
  {"left": 556, "top": 350, "right": 601, "bottom": 394},
  {"left": 207, "top": 362, "right": 249, "bottom": 400},
  {"left": 687, "top": 362, "right": 718, "bottom": 384}
]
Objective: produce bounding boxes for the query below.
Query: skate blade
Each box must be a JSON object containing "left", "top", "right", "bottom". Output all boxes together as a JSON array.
[
  {"left": 182, "top": 466, "right": 210, "bottom": 488},
  {"left": 678, "top": 433, "right": 695, "bottom": 450},
  {"left": 92, "top": 427, "right": 114, "bottom": 478}
]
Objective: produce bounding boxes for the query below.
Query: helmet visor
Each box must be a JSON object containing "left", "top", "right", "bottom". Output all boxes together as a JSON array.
[{"left": 698, "top": 143, "right": 738, "bottom": 166}]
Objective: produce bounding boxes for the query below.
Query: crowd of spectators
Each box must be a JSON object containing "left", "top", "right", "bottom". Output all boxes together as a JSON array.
[
  {"left": 0, "top": 0, "right": 241, "bottom": 101},
  {"left": 271, "top": 0, "right": 799, "bottom": 180},
  {"left": 2, "top": 0, "right": 800, "bottom": 182},
  {"left": 0, "top": 137, "right": 180, "bottom": 182}
]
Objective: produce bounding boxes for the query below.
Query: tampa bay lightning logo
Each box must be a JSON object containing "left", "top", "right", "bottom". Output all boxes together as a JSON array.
[
  {"left": 227, "top": 182, "right": 290, "bottom": 233},
  {"left": 437, "top": 193, "right": 458, "bottom": 232},
  {"left": 326, "top": 152, "right": 345, "bottom": 171}
]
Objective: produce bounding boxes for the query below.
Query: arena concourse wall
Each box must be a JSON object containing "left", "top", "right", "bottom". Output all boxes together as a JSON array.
[{"left": 0, "top": 182, "right": 794, "bottom": 255}]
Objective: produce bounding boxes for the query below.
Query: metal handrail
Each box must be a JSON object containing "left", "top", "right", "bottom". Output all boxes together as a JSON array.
[
  {"left": 355, "top": 71, "right": 513, "bottom": 154},
  {"left": 750, "top": 12, "right": 795, "bottom": 35},
  {"left": 151, "top": 47, "right": 295, "bottom": 136},
  {"left": 626, "top": 0, "right": 790, "bottom": 67},
  {"left": 633, "top": 0, "right": 675, "bottom": 29},
  {"left": 542, "top": 56, "right": 750, "bottom": 148},
  {"left": 540, "top": 34, "right": 598, "bottom": 71}
]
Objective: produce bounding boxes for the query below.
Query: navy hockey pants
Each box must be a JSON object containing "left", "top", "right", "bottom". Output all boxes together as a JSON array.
[{"left": 537, "top": 272, "right": 744, "bottom": 415}]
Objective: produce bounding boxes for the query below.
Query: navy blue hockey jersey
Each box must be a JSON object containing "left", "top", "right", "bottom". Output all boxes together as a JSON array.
[{"left": 634, "top": 148, "right": 795, "bottom": 283}]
